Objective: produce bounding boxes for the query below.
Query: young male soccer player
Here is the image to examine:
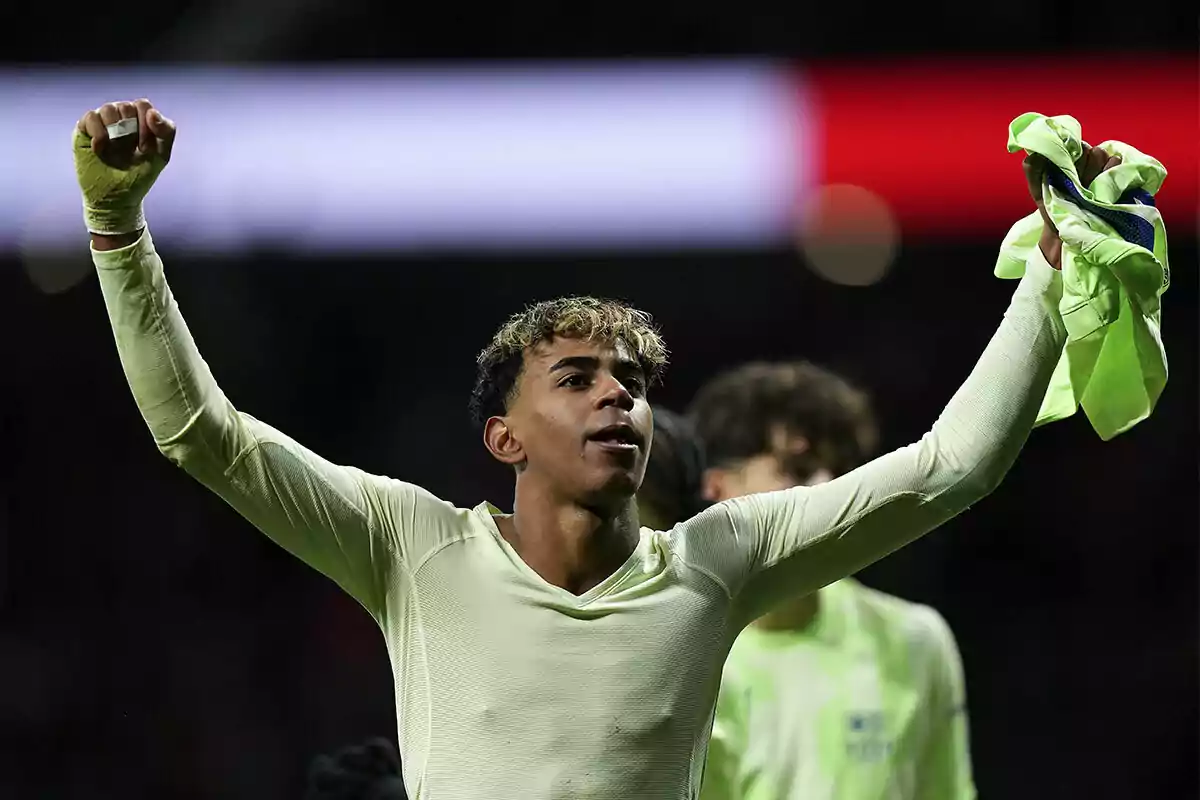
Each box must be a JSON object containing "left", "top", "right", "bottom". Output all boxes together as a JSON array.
[
  {"left": 690, "top": 361, "right": 975, "bottom": 799},
  {"left": 74, "top": 98, "right": 1118, "bottom": 798}
]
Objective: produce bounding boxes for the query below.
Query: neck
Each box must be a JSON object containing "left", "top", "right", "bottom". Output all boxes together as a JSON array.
[
  {"left": 499, "top": 478, "right": 642, "bottom": 596},
  {"left": 754, "top": 591, "right": 821, "bottom": 632}
]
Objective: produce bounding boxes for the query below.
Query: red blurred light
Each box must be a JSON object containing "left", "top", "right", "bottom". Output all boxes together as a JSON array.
[{"left": 799, "top": 56, "right": 1199, "bottom": 238}]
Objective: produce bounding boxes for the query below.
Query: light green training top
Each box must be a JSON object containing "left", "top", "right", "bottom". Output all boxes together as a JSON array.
[
  {"left": 702, "top": 578, "right": 975, "bottom": 800},
  {"left": 91, "top": 231, "right": 1064, "bottom": 800}
]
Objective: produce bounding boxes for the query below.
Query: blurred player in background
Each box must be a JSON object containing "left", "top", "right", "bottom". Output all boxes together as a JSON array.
[
  {"left": 635, "top": 406, "right": 709, "bottom": 531},
  {"left": 690, "top": 361, "right": 975, "bottom": 799},
  {"left": 305, "top": 737, "right": 407, "bottom": 800}
]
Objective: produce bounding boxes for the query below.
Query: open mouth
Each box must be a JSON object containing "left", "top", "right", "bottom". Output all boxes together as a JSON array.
[{"left": 587, "top": 424, "right": 643, "bottom": 451}]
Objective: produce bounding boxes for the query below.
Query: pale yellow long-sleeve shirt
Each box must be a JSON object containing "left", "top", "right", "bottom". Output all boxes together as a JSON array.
[{"left": 92, "top": 230, "right": 1065, "bottom": 799}]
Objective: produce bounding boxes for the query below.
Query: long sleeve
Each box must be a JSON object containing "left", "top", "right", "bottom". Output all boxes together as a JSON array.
[
  {"left": 915, "top": 609, "right": 976, "bottom": 800},
  {"left": 91, "top": 229, "right": 436, "bottom": 616},
  {"left": 702, "top": 248, "right": 1067, "bottom": 625}
]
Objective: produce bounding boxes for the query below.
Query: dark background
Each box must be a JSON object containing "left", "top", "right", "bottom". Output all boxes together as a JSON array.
[{"left": 2, "top": 3, "right": 1197, "bottom": 798}]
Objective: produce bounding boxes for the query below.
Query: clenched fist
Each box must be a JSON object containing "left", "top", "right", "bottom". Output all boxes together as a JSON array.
[
  {"left": 74, "top": 99, "right": 176, "bottom": 236},
  {"left": 1022, "top": 142, "right": 1121, "bottom": 270}
]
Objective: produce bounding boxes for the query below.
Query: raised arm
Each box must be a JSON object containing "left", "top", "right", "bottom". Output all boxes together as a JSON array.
[
  {"left": 717, "top": 248, "right": 1065, "bottom": 621},
  {"left": 695, "top": 145, "right": 1127, "bottom": 626},
  {"left": 75, "top": 99, "right": 439, "bottom": 617}
]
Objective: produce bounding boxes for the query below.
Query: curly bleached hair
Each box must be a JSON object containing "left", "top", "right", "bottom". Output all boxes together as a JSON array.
[{"left": 470, "top": 296, "right": 669, "bottom": 428}]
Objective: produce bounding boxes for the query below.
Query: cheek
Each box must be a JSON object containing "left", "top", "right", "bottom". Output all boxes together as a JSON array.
[{"left": 526, "top": 405, "right": 582, "bottom": 458}]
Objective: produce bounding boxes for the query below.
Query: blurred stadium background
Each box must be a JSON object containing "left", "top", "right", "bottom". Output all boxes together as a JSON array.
[{"left": 1, "top": 3, "right": 1197, "bottom": 798}]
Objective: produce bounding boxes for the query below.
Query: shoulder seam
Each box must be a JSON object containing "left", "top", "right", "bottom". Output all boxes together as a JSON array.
[
  {"left": 668, "top": 506, "right": 737, "bottom": 601},
  {"left": 410, "top": 529, "right": 490, "bottom": 579},
  {"left": 225, "top": 438, "right": 371, "bottom": 520}
]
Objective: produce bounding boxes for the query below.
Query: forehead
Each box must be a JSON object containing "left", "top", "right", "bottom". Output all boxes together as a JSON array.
[
  {"left": 525, "top": 335, "right": 636, "bottom": 369},
  {"left": 768, "top": 423, "right": 810, "bottom": 457}
]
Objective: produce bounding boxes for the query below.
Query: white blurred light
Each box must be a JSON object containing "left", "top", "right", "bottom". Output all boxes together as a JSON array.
[{"left": 797, "top": 184, "right": 899, "bottom": 286}]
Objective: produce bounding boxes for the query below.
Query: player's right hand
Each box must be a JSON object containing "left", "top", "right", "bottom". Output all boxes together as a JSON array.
[
  {"left": 1022, "top": 142, "right": 1121, "bottom": 270},
  {"left": 73, "top": 99, "right": 176, "bottom": 236},
  {"left": 1023, "top": 142, "right": 1121, "bottom": 209}
]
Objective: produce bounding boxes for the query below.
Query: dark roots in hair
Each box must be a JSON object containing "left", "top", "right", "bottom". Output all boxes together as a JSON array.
[{"left": 469, "top": 296, "right": 669, "bottom": 428}]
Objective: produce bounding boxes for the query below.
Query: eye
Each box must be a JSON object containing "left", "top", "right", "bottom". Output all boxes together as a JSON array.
[
  {"left": 625, "top": 376, "right": 646, "bottom": 396},
  {"left": 559, "top": 373, "right": 589, "bottom": 389}
]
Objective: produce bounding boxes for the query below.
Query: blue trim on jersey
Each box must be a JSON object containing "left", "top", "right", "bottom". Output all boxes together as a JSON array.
[
  {"left": 1046, "top": 167, "right": 1156, "bottom": 251},
  {"left": 1118, "top": 187, "right": 1156, "bottom": 208}
]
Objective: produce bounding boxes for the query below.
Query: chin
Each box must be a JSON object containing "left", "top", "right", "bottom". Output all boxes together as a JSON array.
[{"left": 582, "top": 469, "right": 641, "bottom": 510}]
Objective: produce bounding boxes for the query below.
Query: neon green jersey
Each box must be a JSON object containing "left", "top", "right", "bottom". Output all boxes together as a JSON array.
[{"left": 702, "top": 578, "right": 976, "bottom": 800}]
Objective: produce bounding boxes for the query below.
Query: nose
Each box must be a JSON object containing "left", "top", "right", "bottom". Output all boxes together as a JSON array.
[{"left": 595, "top": 373, "right": 635, "bottom": 411}]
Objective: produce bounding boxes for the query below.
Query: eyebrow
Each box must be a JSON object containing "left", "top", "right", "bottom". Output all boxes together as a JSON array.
[{"left": 548, "top": 355, "right": 644, "bottom": 378}]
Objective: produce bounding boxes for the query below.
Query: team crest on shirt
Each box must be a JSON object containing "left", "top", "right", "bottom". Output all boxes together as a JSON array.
[{"left": 844, "top": 710, "right": 893, "bottom": 762}]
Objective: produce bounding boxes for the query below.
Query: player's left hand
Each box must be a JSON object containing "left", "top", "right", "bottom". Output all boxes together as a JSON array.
[{"left": 1023, "top": 142, "right": 1122, "bottom": 269}]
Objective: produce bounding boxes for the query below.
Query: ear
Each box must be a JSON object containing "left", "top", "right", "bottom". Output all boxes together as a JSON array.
[
  {"left": 483, "top": 416, "right": 525, "bottom": 466},
  {"left": 701, "top": 467, "right": 731, "bottom": 503}
]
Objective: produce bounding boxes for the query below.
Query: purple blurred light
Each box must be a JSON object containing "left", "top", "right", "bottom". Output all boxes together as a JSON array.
[{"left": 6, "top": 64, "right": 806, "bottom": 254}]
